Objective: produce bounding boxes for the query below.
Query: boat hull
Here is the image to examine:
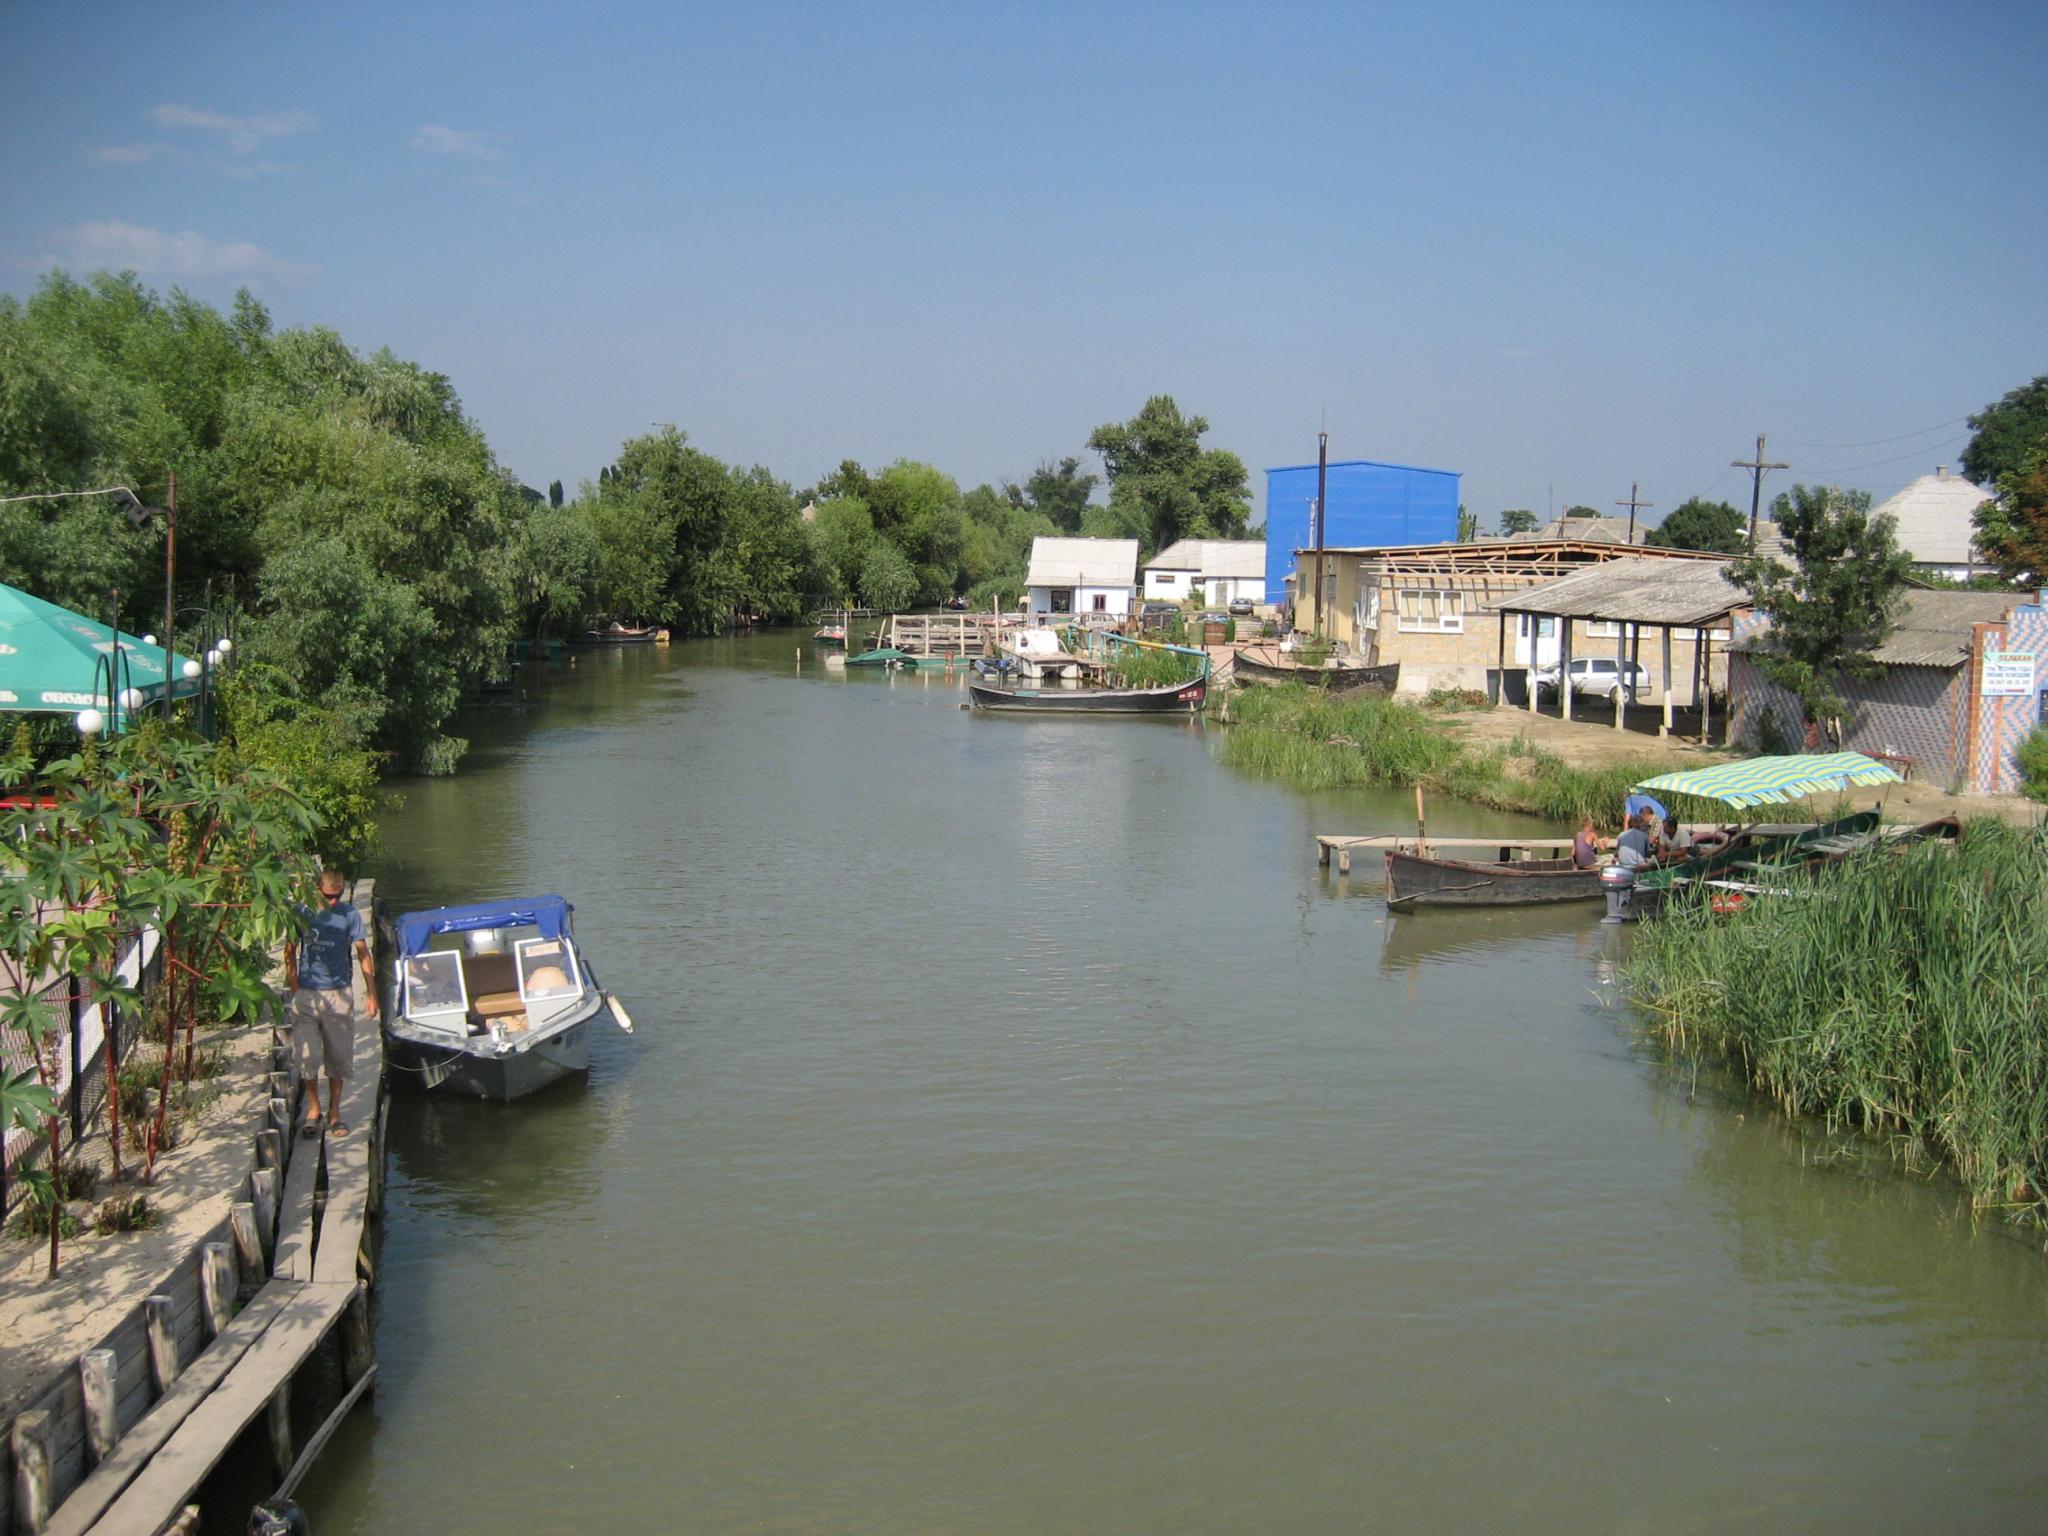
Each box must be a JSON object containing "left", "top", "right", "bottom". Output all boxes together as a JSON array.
[
  {"left": 383, "top": 997, "right": 601, "bottom": 1101},
  {"left": 968, "top": 675, "right": 1207, "bottom": 714},
  {"left": 1384, "top": 850, "right": 1605, "bottom": 907},
  {"left": 1233, "top": 648, "right": 1400, "bottom": 693},
  {"left": 1628, "top": 812, "right": 1883, "bottom": 919}
]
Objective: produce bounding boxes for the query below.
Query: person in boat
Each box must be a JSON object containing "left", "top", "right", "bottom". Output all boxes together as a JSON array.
[
  {"left": 1614, "top": 809, "right": 1657, "bottom": 871},
  {"left": 1572, "top": 817, "right": 1605, "bottom": 869},
  {"left": 1656, "top": 815, "right": 1695, "bottom": 861}
]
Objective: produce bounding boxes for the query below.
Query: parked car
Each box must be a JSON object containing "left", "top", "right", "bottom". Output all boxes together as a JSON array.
[
  {"left": 1226, "top": 597, "right": 1255, "bottom": 616},
  {"left": 1532, "top": 657, "right": 1653, "bottom": 705}
]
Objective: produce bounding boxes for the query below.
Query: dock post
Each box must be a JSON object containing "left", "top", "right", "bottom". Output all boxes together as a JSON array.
[
  {"left": 1317, "top": 839, "right": 1330, "bottom": 868},
  {"left": 257, "top": 1126, "right": 281, "bottom": 1172},
  {"left": 268, "top": 1382, "right": 295, "bottom": 1481},
  {"left": 367, "top": 1096, "right": 390, "bottom": 1218},
  {"left": 11, "top": 1410, "right": 53, "bottom": 1534},
  {"left": 231, "top": 1201, "right": 267, "bottom": 1285},
  {"left": 202, "top": 1242, "right": 236, "bottom": 1337},
  {"left": 341, "top": 1284, "right": 375, "bottom": 1386},
  {"left": 270, "top": 1095, "right": 291, "bottom": 1143},
  {"left": 146, "top": 1293, "right": 180, "bottom": 1394},
  {"left": 81, "top": 1349, "right": 119, "bottom": 1466},
  {"left": 1338, "top": 846, "right": 1352, "bottom": 875},
  {"left": 251, "top": 1165, "right": 279, "bottom": 1255}
]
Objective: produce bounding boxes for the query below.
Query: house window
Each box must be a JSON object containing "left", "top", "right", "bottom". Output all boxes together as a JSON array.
[
  {"left": 1156, "top": 573, "right": 1176, "bottom": 585},
  {"left": 1586, "top": 620, "right": 1639, "bottom": 640},
  {"left": 1092, "top": 593, "right": 1108, "bottom": 612},
  {"left": 1361, "top": 589, "right": 1382, "bottom": 631},
  {"left": 1395, "top": 588, "right": 1465, "bottom": 634},
  {"left": 1050, "top": 588, "right": 1073, "bottom": 614}
]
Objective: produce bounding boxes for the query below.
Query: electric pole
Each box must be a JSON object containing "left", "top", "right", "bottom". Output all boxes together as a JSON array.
[
  {"left": 1615, "top": 482, "right": 1653, "bottom": 544},
  {"left": 1732, "top": 435, "right": 1789, "bottom": 552}
]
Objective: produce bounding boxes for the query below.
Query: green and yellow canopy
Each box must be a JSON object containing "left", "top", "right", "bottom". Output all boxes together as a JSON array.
[{"left": 1632, "top": 752, "right": 1903, "bottom": 810}]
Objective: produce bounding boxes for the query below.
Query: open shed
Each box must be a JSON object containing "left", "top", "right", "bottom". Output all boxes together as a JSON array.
[{"left": 1490, "top": 558, "right": 1749, "bottom": 737}]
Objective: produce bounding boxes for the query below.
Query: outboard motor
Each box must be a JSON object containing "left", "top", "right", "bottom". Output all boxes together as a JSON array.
[{"left": 1600, "top": 864, "right": 1637, "bottom": 925}]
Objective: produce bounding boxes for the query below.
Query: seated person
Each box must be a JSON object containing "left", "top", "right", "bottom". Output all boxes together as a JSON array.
[
  {"left": 1615, "top": 810, "right": 1656, "bottom": 871},
  {"left": 1572, "top": 817, "right": 1605, "bottom": 869},
  {"left": 1656, "top": 815, "right": 1695, "bottom": 860}
]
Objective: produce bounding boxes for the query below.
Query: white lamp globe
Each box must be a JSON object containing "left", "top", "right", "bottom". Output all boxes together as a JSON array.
[
  {"left": 118, "top": 687, "right": 144, "bottom": 710},
  {"left": 181, "top": 659, "right": 202, "bottom": 680},
  {"left": 141, "top": 633, "right": 157, "bottom": 646},
  {"left": 76, "top": 708, "right": 105, "bottom": 737},
  {"left": 216, "top": 636, "right": 233, "bottom": 654}
]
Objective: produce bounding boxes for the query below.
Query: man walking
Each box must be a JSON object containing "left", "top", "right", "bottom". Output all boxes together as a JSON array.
[{"left": 284, "top": 869, "right": 377, "bottom": 1139}]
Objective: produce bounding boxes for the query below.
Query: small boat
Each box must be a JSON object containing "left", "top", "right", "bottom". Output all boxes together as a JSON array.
[
  {"left": 1233, "top": 646, "right": 1400, "bottom": 693},
  {"left": 1383, "top": 849, "right": 1605, "bottom": 908},
  {"left": 999, "top": 628, "right": 1085, "bottom": 680},
  {"left": 942, "top": 595, "right": 969, "bottom": 610},
  {"left": 968, "top": 674, "right": 1208, "bottom": 715},
  {"left": 1626, "top": 813, "right": 1881, "bottom": 919},
  {"left": 377, "top": 894, "right": 633, "bottom": 1101},
  {"left": 843, "top": 646, "right": 907, "bottom": 668},
  {"left": 813, "top": 623, "right": 848, "bottom": 646},
  {"left": 566, "top": 622, "right": 660, "bottom": 646}
]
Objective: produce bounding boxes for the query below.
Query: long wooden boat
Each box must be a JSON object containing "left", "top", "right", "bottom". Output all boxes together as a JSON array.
[
  {"left": 565, "top": 623, "right": 660, "bottom": 646},
  {"left": 1627, "top": 812, "right": 1881, "bottom": 919},
  {"left": 1384, "top": 849, "right": 1605, "bottom": 908},
  {"left": 1232, "top": 646, "right": 1399, "bottom": 693},
  {"left": 968, "top": 674, "right": 1207, "bottom": 715}
]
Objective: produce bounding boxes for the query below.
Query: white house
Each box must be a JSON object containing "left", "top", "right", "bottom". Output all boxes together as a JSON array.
[
  {"left": 1024, "top": 537, "right": 1139, "bottom": 619},
  {"left": 1873, "top": 466, "right": 1994, "bottom": 579},
  {"left": 1140, "top": 539, "right": 1267, "bottom": 605}
]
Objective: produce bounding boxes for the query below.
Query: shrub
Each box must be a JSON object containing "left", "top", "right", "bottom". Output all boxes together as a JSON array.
[
  {"left": 57, "top": 1161, "right": 101, "bottom": 1203},
  {"left": 93, "top": 1194, "right": 161, "bottom": 1234},
  {"left": 8, "top": 1199, "right": 84, "bottom": 1242},
  {"left": 2018, "top": 726, "right": 2048, "bottom": 804}
]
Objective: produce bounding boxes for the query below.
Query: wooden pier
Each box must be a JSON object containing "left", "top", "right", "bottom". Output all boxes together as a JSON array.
[
  {"left": 1315, "top": 833, "right": 1577, "bottom": 876},
  {"left": 12, "top": 885, "right": 386, "bottom": 1536}
]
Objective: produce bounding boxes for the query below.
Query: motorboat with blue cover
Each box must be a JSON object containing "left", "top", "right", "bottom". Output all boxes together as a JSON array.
[{"left": 376, "top": 894, "right": 633, "bottom": 1100}]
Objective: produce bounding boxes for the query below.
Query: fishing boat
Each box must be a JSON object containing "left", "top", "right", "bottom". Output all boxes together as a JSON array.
[
  {"left": 376, "top": 894, "right": 633, "bottom": 1101},
  {"left": 1232, "top": 646, "right": 1400, "bottom": 694},
  {"left": 565, "top": 622, "right": 660, "bottom": 646},
  {"left": 813, "top": 622, "right": 847, "bottom": 646},
  {"left": 1629, "top": 813, "right": 1957, "bottom": 919},
  {"left": 968, "top": 674, "right": 1207, "bottom": 714},
  {"left": 1383, "top": 848, "right": 1605, "bottom": 908},
  {"left": 843, "top": 646, "right": 907, "bottom": 667},
  {"left": 999, "top": 627, "right": 1086, "bottom": 680}
]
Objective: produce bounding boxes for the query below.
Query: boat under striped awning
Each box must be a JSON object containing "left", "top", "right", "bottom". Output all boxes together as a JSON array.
[{"left": 1632, "top": 752, "right": 1904, "bottom": 809}]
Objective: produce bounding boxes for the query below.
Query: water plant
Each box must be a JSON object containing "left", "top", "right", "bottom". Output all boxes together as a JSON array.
[{"left": 1625, "top": 821, "right": 2048, "bottom": 1225}]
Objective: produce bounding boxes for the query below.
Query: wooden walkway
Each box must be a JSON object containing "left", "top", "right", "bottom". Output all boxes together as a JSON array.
[{"left": 20, "top": 885, "right": 385, "bottom": 1536}]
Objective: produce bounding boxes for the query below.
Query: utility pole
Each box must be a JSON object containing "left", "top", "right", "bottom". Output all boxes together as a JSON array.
[
  {"left": 1615, "top": 483, "right": 1653, "bottom": 544},
  {"left": 1732, "top": 435, "right": 1789, "bottom": 552},
  {"left": 1311, "top": 431, "right": 1328, "bottom": 639}
]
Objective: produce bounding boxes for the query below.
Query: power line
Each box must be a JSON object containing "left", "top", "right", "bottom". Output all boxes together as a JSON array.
[
  {"left": 1798, "top": 432, "right": 1969, "bottom": 477},
  {"left": 1779, "top": 416, "right": 1969, "bottom": 450}
]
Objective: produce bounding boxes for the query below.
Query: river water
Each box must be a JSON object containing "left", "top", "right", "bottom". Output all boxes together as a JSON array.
[{"left": 299, "top": 635, "right": 2048, "bottom": 1534}]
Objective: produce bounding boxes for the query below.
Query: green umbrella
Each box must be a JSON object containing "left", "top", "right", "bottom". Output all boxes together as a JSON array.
[
  {"left": 1632, "top": 752, "right": 1903, "bottom": 809},
  {"left": 0, "top": 581, "right": 202, "bottom": 725}
]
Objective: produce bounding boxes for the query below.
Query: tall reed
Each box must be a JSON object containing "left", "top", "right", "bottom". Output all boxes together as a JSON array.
[{"left": 1626, "top": 821, "right": 2048, "bottom": 1224}]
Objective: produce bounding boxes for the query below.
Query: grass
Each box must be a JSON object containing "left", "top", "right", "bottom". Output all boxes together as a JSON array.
[
  {"left": 1625, "top": 821, "right": 2048, "bottom": 1226},
  {"left": 1215, "top": 682, "right": 1706, "bottom": 825}
]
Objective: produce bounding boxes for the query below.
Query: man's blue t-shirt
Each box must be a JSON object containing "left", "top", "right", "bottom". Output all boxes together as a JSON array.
[{"left": 298, "top": 902, "right": 365, "bottom": 989}]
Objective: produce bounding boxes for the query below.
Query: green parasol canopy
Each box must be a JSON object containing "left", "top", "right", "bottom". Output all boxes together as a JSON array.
[
  {"left": 1632, "top": 752, "right": 1903, "bottom": 809},
  {"left": 0, "top": 581, "right": 202, "bottom": 719}
]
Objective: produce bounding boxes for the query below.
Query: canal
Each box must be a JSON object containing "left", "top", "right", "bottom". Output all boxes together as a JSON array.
[{"left": 299, "top": 634, "right": 2048, "bottom": 1533}]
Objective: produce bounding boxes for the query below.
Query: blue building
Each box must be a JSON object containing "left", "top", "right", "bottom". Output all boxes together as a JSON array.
[{"left": 1263, "top": 458, "right": 1461, "bottom": 604}]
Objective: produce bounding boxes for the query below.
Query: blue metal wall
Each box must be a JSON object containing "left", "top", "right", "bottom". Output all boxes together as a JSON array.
[{"left": 1262, "top": 459, "right": 1461, "bottom": 602}]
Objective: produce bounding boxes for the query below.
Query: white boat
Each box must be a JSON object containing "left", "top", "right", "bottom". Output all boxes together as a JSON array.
[
  {"left": 377, "top": 894, "right": 633, "bottom": 1101},
  {"left": 998, "top": 627, "right": 1085, "bottom": 680}
]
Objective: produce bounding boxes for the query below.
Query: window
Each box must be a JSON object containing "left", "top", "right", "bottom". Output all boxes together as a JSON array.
[
  {"left": 1585, "top": 620, "right": 1640, "bottom": 641},
  {"left": 1156, "top": 573, "right": 1176, "bottom": 585},
  {"left": 1395, "top": 588, "right": 1465, "bottom": 634},
  {"left": 403, "top": 951, "right": 468, "bottom": 1022},
  {"left": 1049, "top": 588, "right": 1073, "bottom": 614},
  {"left": 1360, "top": 589, "right": 1382, "bottom": 631},
  {"left": 1092, "top": 593, "right": 1108, "bottom": 612},
  {"left": 516, "top": 936, "right": 581, "bottom": 1002}
]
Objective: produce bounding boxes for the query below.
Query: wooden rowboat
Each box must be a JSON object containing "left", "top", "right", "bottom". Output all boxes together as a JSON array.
[
  {"left": 1383, "top": 849, "right": 1605, "bottom": 908},
  {"left": 968, "top": 675, "right": 1208, "bottom": 715},
  {"left": 1232, "top": 646, "right": 1399, "bottom": 693}
]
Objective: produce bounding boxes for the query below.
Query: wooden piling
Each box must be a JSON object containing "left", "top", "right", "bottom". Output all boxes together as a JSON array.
[
  {"left": 12, "top": 1410, "right": 53, "bottom": 1534},
  {"left": 202, "top": 1242, "right": 236, "bottom": 1337},
  {"left": 269, "top": 1095, "right": 291, "bottom": 1142},
  {"left": 267, "top": 1382, "right": 294, "bottom": 1482},
  {"left": 231, "top": 1201, "right": 267, "bottom": 1284},
  {"left": 257, "top": 1126, "right": 281, "bottom": 1172},
  {"left": 250, "top": 1165, "right": 279, "bottom": 1255},
  {"left": 341, "top": 1285, "right": 374, "bottom": 1386},
  {"left": 146, "top": 1293, "right": 180, "bottom": 1394},
  {"left": 81, "top": 1349, "right": 120, "bottom": 1467}
]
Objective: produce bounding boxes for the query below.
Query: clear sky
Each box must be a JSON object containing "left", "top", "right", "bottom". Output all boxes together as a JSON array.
[{"left": 4, "top": 1, "right": 2044, "bottom": 529}]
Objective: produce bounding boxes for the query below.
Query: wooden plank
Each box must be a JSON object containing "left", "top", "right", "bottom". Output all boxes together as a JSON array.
[
  {"left": 311, "top": 1026, "right": 379, "bottom": 1286},
  {"left": 271, "top": 1120, "right": 323, "bottom": 1283},
  {"left": 40, "top": 1286, "right": 300, "bottom": 1536},
  {"left": 82, "top": 1284, "right": 354, "bottom": 1536}
]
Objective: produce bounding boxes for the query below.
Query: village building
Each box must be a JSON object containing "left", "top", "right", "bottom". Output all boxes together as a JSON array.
[
  {"left": 1263, "top": 457, "right": 1460, "bottom": 604},
  {"left": 1728, "top": 588, "right": 2048, "bottom": 793},
  {"left": 1023, "top": 537, "right": 1139, "bottom": 620},
  {"left": 1870, "top": 466, "right": 1994, "bottom": 579},
  {"left": 1289, "top": 538, "right": 1729, "bottom": 696},
  {"left": 1507, "top": 513, "right": 1650, "bottom": 546},
  {"left": 1139, "top": 540, "right": 1267, "bottom": 606}
]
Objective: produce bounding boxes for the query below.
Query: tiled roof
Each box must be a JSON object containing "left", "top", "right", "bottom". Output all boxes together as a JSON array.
[
  {"left": 1730, "top": 588, "right": 2022, "bottom": 669},
  {"left": 1487, "top": 558, "right": 1749, "bottom": 625}
]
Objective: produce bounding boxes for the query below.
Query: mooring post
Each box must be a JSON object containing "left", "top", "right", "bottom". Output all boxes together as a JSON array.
[
  {"left": 257, "top": 1126, "right": 281, "bottom": 1172},
  {"left": 270, "top": 1095, "right": 291, "bottom": 1143},
  {"left": 11, "top": 1410, "right": 53, "bottom": 1534},
  {"left": 251, "top": 1165, "right": 279, "bottom": 1255},
  {"left": 366, "top": 1096, "right": 391, "bottom": 1218},
  {"left": 341, "top": 1284, "right": 375, "bottom": 1386},
  {"left": 231, "top": 1201, "right": 266, "bottom": 1285},
  {"left": 146, "top": 1293, "right": 180, "bottom": 1395},
  {"left": 202, "top": 1242, "right": 236, "bottom": 1337},
  {"left": 268, "top": 1382, "right": 294, "bottom": 1482},
  {"left": 81, "top": 1348, "right": 119, "bottom": 1466}
]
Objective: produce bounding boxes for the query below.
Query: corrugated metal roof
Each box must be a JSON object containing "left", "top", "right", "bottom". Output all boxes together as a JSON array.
[
  {"left": 1871, "top": 469, "right": 1992, "bottom": 566},
  {"left": 1025, "top": 537, "right": 1139, "bottom": 588},
  {"left": 1729, "top": 588, "right": 2021, "bottom": 669},
  {"left": 1487, "top": 558, "right": 1749, "bottom": 625},
  {"left": 1145, "top": 539, "right": 1265, "bottom": 578},
  {"left": 1506, "top": 515, "right": 1648, "bottom": 545}
]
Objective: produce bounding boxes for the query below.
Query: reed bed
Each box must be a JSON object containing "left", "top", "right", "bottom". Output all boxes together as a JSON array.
[
  {"left": 1626, "top": 822, "right": 2048, "bottom": 1224},
  {"left": 1216, "top": 683, "right": 1701, "bottom": 825}
]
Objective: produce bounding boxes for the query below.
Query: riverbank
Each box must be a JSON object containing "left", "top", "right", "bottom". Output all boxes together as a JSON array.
[{"left": 1624, "top": 820, "right": 2048, "bottom": 1232}]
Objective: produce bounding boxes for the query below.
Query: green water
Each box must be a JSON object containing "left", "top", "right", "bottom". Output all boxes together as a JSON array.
[{"left": 297, "top": 634, "right": 2048, "bottom": 1534}]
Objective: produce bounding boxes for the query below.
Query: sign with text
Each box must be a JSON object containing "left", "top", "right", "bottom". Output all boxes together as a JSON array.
[{"left": 1981, "top": 651, "right": 2037, "bottom": 696}]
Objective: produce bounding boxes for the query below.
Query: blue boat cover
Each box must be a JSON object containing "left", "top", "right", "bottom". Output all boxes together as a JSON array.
[{"left": 393, "top": 895, "right": 572, "bottom": 958}]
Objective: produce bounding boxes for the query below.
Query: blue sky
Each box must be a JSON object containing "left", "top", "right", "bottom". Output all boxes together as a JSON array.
[{"left": 4, "top": 1, "right": 2044, "bottom": 528}]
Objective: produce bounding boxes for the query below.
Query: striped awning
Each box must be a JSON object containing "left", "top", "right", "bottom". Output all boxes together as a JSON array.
[{"left": 1632, "top": 752, "right": 1904, "bottom": 809}]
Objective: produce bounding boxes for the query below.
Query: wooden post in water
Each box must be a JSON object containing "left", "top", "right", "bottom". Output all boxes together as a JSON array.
[
  {"left": 146, "top": 1293, "right": 179, "bottom": 1394},
  {"left": 268, "top": 1382, "right": 294, "bottom": 1481},
  {"left": 1414, "top": 786, "right": 1428, "bottom": 856},
  {"left": 251, "top": 1165, "right": 279, "bottom": 1255},
  {"left": 81, "top": 1349, "right": 119, "bottom": 1466},
  {"left": 257, "top": 1126, "right": 281, "bottom": 1172},
  {"left": 11, "top": 1410, "right": 53, "bottom": 1534},
  {"left": 270, "top": 1095, "right": 291, "bottom": 1143},
  {"left": 341, "top": 1284, "right": 375, "bottom": 1386}
]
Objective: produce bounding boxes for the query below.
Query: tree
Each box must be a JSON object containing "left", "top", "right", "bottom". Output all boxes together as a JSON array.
[
  {"left": 1456, "top": 505, "right": 1478, "bottom": 542},
  {"left": 1726, "top": 484, "right": 1914, "bottom": 746},
  {"left": 547, "top": 479, "right": 563, "bottom": 508},
  {"left": 1087, "top": 395, "right": 1250, "bottom": 553},
  {"left": 1004, "top": 457, "right": 1098, "bottom": 534},
  {"left": 858, "top": 541, "right": 917, "bottom": 611},
  {"left": 1645, "top": 497, "right": 1746, "bottom": 554},
  {"left": 1961, "top": 376, "right": 2048, "bottom": 488},
  {"left": 1499, "top": 509, "right": 1538, "bottom": 535},
  {"left": 1972, "top": 451, "right": 2048, "bottom": 585},
  {"left": 1563, "top": 505, "right": 1599, "bottom": 519}
]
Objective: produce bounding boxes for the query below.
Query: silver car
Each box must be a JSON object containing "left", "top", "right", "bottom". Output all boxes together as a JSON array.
[{"left": 1533, "top": 657, "right": 1653, "bottom": 705}]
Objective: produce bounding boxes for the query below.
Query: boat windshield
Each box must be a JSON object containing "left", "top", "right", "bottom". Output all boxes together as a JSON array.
[{"left": 403, "top": 922, "right": 586, "bottom": 1035}]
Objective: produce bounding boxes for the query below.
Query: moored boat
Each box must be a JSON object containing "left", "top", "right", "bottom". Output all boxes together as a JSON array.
[
  {"left": 1383, "top": 849, "right": 1605, "bottom": 908},
  {"left": 1626, "top": 813, "right": 1880, "bottom": 919},
  {"left": 1233, "top": 646, "right": 1400, "bottom": 693},
  {"left": 376, "top": 894, "right": 633, "bottom": 1101},
  {"left": 968, "top": 674, "right": 1207, "bottom": 714},
  {"left": 813, "top": 623, "right": 848, "bottom": 645},
  {"left": 565, "top": 622, "right": 660, "bottom": 646},
  {"left": 843, "top": 646, "right": 907, "bottom": 667}
]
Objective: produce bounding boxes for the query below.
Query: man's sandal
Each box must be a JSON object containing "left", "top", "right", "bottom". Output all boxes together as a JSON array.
[{"left": 330, "top": 1120, "right": 351, "bottom": 1138}]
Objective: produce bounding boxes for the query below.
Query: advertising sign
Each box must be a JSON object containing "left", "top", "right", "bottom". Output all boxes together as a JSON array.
[{"left": 1981, "top": 652, "right": 2037, "bottom": 696}]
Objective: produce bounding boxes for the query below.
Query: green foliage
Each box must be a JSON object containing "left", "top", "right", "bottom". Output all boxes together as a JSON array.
[
  {"left": 1626, "top": 822, "right": 2048, "bottom": 1225},
  {"left": 1005, "top": 457, "right": 1098, "bottom": 533},
  {"left": 1456, "top": 505, "right": 1479, "bottom": 542},
  {"left": 1087, "top": 395, "right": 1251, "bottom": 553},
  {"left": 93, "top": 1194, "right": 161, "bottom": 1233},
  {"left": 1106, "top": 638, "right": 1204, "bottom": 689},
  {"left": 1961, "top": 375, "right": 2048, "bottom": 489},
  {"left": 1726, "top": 485, "right": 1913, "bottom": 739},
  {"left": 1563, "top": 505, "right": 1600, "bottom": 519},
  {"left": 2018, "top": 727, "right": 2048, "bottom": 803},
  {"left": 8, "top": 1199, "right": 83, "bottom": 1243},
  {"left": 1499, "top": 509, "right": 1538, "bottom": 535},
  {"left": 858, "top": 541, "right": 918, "bottom": 612},
  {"left": 1973, "top": 452, "right": 2048, "bottom": 587},
  {"left": 1646, "top": 497, "right": 1747, "bottom": 554}
]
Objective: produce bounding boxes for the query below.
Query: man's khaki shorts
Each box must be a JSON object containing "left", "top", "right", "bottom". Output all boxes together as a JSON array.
[{"left": 290, "top": 987, "right": 355, "bottom": 1083}]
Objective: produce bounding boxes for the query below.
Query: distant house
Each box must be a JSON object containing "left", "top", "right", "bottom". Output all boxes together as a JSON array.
[
  {"left": 1024, "top": 537, "right": 1139, "bottom": 620},
  {"left": 1871, "top": 467, "right": 1994, "bottom": 579},
  {"left": 1729, "top": 587, "right": 2048, "bottom": 792},
  {"left": 1141, "top": 540, "right": 1267, "bottom": 606}
]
